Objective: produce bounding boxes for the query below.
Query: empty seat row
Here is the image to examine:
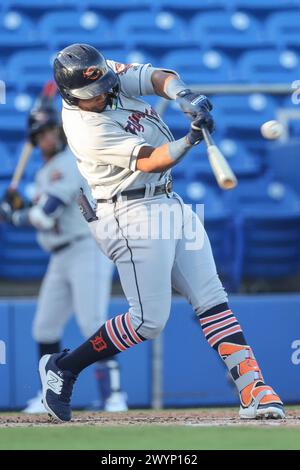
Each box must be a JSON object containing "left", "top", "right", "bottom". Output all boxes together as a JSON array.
[
  {"left": 2, "top": 48, "right": 297, "bottom": 95},
  {"left": 1, "top": 175, "right": 300, "bottom": 288},
  {"left": 1, "top": 10, "right": 300, "bottom": 50}
]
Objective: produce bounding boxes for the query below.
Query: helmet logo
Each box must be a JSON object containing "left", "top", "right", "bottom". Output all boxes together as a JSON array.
[{"left": 83, "top": 66, "right": 102, "bottom": 80}]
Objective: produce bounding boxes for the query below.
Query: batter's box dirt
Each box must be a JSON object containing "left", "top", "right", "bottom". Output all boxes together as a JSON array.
[{"left": 0, "top": 409, "right": 300, "bottom": 428}]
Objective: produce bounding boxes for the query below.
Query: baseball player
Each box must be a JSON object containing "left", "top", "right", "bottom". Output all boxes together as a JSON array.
[
  {"left": 0, "top": 101, "right": 127, "bottom": 413},
  {"left": 38, "top": 43, "right": 285, "bottom": 422}
]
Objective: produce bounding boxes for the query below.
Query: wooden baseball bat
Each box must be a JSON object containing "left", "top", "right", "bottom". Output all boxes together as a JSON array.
[
  {"left": 201, "top": 126, "right": 237, "bottom": 190},
  {"left": 176, "top": 95, "right": 237, "bottom": 190},
  {"left": 8, "top": 80, "right": 57, "bottom": 191},
  {"left": 9, "top": 141, "right": 34, "bottom": 191}
]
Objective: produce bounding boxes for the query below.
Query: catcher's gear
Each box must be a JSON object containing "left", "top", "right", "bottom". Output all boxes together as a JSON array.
[
  {"left": 28, "top": 106, "right": 61, "bottom": 146},
  {"left": 54, "top": 44, "right": 119, "bottom": 108}
]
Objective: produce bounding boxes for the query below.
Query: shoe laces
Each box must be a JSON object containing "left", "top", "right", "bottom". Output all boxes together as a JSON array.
[{"left": 59, "top": 371, "right": 77, "bottom": 404}]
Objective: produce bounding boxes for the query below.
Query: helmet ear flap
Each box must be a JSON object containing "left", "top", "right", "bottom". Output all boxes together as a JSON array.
[{"left": 60, "top": 86, "right": 79, "bottom": 106}]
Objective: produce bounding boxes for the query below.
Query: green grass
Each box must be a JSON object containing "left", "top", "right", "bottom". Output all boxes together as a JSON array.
[{"left": 1, "top": 426, "right": 300, "bottom": 450}]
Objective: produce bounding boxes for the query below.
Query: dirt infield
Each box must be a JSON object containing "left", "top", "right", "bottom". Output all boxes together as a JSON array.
[{"left": 1, "top": 409, "right": 300, "bottom": 428}]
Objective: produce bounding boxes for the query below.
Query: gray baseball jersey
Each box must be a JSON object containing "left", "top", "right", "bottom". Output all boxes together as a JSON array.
[
  {"left": 62, "top": 61, "right": 174, "bottom": 200},
  {"left": 61, "top": 60, "right": 227, "bottom": 341},
  {"left": 33, "top": 147, "right": 89, "bottom": 252}
]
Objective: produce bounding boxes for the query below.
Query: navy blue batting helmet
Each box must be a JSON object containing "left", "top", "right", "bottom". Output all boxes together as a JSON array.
[{"left": 53, "top": 43, "right": 118, "bottom": 106}]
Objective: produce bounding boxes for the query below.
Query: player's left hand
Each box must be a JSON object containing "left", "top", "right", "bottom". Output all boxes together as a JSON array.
[
  {"left": 2, "top": 189, "right": 24, "bottom": 211},
  {"left": 176, "top": 89, "right": 213, "bottom": 118},
  {"left": 186, "top": 111, "right": 215, "bottom": 145}
]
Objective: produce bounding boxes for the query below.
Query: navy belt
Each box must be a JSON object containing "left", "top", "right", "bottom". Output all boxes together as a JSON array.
[{"left": 97, "top": 180, "right": 173, "bottom": 204}]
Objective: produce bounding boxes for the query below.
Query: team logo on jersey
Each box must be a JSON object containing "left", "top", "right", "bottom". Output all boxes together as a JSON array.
[
  {"left": 50, "top": 170, "right": 63, "bottom": 182},
  {"left": 90, "top": 331, "right": 107, "bottom": 352},
  {"left": 115, "top": 62, "right": 133, "bottom": 75},
  {"left": 83, "top": 66, "right": 102, "bottom": 80},
  {"left": 124, "top": 107, "right": 159, "bottom": 135}
]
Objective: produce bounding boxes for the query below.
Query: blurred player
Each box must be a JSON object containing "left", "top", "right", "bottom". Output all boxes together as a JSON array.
[
  {"left": 0, "top": 101, "right": 127, "bottom": 413},
  {"left": 39, "top": 44, "right": 284, "bottom": 422}
]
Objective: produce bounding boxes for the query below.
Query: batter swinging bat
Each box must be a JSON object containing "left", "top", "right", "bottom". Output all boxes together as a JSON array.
[
  {"left": 177, "top": 94, "right": 237, "bottom": 190},
  {"left": 8, "top": 80, "right": 57, "bottom": 191},
  {"left": 200, "top": 125, "right": 237, "bottom": 190}
]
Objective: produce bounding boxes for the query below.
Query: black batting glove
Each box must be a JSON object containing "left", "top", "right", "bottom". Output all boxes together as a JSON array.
[
  {"left": 3, "top": 189, "right": 24, "bottom": 211},
  {"left": 186, "top": 111, "right": 215, "bottom": 146},
  {"left": 176, "top": 89, "right": 213, "bottom": 118}
]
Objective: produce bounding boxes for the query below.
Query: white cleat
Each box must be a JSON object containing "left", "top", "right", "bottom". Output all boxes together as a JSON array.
[
  {"left": 239, "top": 385, "right": 285, "bottom": 420},
  {"left": 239, "top": 403, "right": 286, "bottom": 420},
  {"left": 23, "top": 391, "right": 46, "bottom": 414},
  {"left": 104, "top": 392, "right": 128, "bottom": 412}
]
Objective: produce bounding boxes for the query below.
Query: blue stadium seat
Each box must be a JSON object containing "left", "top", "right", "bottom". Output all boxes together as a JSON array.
[
  {"left": 231, "top": 0, "right": 298, "bottom": 10},
  {"left": 184, "top": 139, "right": 262, "bottom": 185},
  {"left": 191, "top": 11, "right": 263, "bottom": 49},
  {"left": 162, "top": 49, "right": 233, "bottom": 84},
  {"left": 0, "top": 92, "right": 28, "bottom": 136},
  {"left": 0, "top": 11, "right": 40, "bottom": 47},
  {"left": 266, "top": 139, "right": 300, "bottom": 198},
  {"left": 156, "top": 0, "right": 228, "bottom": 11},
  {"left": 3, "top": 0, "right": 77, "bottom": 10},
  {"left": 174, "top": 179, "right": 240, "bottom": 291},
  {"left": 212, "top": 94, "right": 277, "bottom": 135},
  {"left": 225, "top": 177, "right": 300, "bottom": 278},
  {"left": 0, "top": 145, "right": 13, "bottom": 180},
  {"left": 0, "top": 181, "right": 7, "bottom": 199},
  {"left": 266, "top": 11, "right": 300, "bottom": 48},
  {"left": 7, "top": 50, "right": 54, "bottom": 91},
  {"left": 103, "top": 49, "right": 155, "bottom": 66},
  {"left": 161, "top": 101, "right": 187, "bottom": 140},
  {"left": 0, "top": 224, "right": 49, "bottom": 280},
  {"left": 237, "top": 49, "right": 300, "bottom": 83},
  {"left": 115, "top": 11, "right": 188, "bottom": 49},
  {"left": 38, "top": 10, "right": 115, "bottom": 50},
  {"left": 85, "top": 0, "right": 152, "bottom": 10}
]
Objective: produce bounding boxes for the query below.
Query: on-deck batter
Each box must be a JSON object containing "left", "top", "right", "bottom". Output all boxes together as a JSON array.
[{"left": 0, "top": 103, "right": 126, "bottom": 413}]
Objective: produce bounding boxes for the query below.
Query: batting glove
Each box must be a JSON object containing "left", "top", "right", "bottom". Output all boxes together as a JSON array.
[
  {"left": 186, "top": 111, "right": 215, "bottom": 146},
  {"left": 176, "top": 89, "right": 213, "bottom": 117}
]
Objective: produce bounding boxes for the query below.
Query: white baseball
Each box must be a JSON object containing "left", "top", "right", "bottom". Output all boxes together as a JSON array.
[{"left": 260, "top": 120, "right": 284, "bottom": 140}]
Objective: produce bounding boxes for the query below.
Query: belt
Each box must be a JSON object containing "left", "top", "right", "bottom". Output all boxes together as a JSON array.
[
  {"left": 97, "top": 180, "right": 173, "bottom": 204},
  {"left": 51, "top": 235, "right": 89, "bottom": 254}
]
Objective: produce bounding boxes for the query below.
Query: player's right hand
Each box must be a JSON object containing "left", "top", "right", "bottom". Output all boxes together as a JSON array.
[{"left": 186, "top": 111, "right": 215, "bottom": 146}]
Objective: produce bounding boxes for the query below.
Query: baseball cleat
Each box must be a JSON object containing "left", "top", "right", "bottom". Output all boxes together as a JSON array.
[
  {"left": 23, "top": 391, "right": 46, "bottom": 414},
  {"left": 39, "top": 351, "right": 77, "bottom": 422},
  {"left": 218, "top": 343, "right": 285, "bottom": 420},
  {"left": 239, "top": 384, "right": 285, "bottom": 420}
]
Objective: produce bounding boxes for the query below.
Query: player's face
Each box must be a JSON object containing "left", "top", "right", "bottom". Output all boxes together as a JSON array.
[
  {"left": 36, "top": 127, "right": 61, "bottom": 158},
  {"left": 78, "top": 93, "right": 108, "bottom": 113}
]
